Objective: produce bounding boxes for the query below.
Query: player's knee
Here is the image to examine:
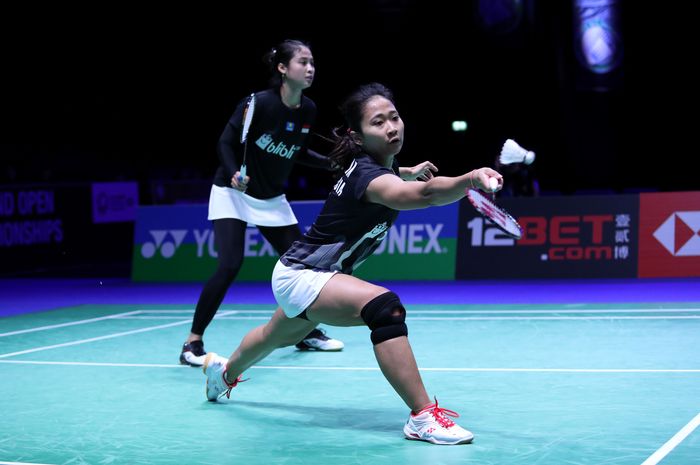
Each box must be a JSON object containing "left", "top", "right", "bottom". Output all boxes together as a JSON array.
[{"left": 360, "top": 291, "right": 407, "bottom": 345}]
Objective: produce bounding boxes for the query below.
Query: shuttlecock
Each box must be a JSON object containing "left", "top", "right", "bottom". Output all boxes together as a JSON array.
[{"left": 500, "top": 139, "right": 535, "bottom": 165}]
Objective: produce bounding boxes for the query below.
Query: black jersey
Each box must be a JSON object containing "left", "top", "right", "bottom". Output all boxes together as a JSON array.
[
  {"left": 280, "top": 153, "right": 400, "bottom": 274},
  {"left": 213, "top": 88, "right": 317, "bottom": 199}
]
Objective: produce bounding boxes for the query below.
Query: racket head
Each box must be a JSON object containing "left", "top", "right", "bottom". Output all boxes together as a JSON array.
[
  {"left": 240, "top": 93, "right": 256, "bottom": 144},
  {"left": 466, "top": 189, "right": 523, "bottom": 239}
]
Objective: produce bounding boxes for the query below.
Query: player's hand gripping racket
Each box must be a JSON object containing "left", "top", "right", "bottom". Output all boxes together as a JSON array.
[
  {"left": 238, "top": 93, "right": 256, "bottom": 183},
  {"left": 466, "top": 183, "right": 523, "bottom": 239}
]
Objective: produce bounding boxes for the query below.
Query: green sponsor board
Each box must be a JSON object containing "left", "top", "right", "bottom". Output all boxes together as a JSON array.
[
  {"left": 355, "top": 237, "right": 457, "bottom": 280},
  {"left": 132, "top": 245, "right": 278, "bottom": 282},
  {"left": 132, "top": 202, "right": 459, "bottom": 282}
]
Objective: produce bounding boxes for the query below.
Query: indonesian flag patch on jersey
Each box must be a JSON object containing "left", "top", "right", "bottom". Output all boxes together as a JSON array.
[{"left": 301, "top": 124, "right": 310, "bottom": 134}]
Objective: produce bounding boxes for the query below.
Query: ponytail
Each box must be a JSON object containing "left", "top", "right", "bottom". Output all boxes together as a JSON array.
[{"left": 328, "top": 127, "right": 361, "bottom": 177}]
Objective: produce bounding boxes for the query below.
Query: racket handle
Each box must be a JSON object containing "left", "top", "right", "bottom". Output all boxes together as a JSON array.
[{"left": 238, "top": 165, "right": 247, "bottom": 183}]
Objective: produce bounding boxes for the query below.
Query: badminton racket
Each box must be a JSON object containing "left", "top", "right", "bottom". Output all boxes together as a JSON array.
[
  {"left": 466, "top": 188, "right": 523, "bottom": 239},
  {"left": 238, "top": 93, "right": 256, "bottom": 182}
]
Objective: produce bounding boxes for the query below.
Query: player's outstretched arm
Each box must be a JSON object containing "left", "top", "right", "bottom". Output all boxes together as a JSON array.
[{"left": 366, "top": 167, "right": 502, "bottom": 211}]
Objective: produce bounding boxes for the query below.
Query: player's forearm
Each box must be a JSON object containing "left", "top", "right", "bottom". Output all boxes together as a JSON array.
[
  {"left": 421, "top": 172, "right": 477, "bottom": 206},
  {"left": 217, "top": 145, "right": 241, "bottom": 180},
  {"left": 217, "top": 124, "right": 242, "bottom": 179}
]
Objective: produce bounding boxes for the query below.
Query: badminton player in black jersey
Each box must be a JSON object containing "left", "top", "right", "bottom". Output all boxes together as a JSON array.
[
  {"left": 178, "top": 39, "right": 347, "bottom": 365},
  {"left": 201, "top": 82, "right": 502, "bottom": 444}
]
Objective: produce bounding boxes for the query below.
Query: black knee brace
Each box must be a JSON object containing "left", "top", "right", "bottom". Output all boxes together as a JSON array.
[{"left": 360, "top": 291, "right": 408, "bottom": 345}]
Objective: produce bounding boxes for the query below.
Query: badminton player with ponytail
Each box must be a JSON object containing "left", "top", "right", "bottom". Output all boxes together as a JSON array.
[
  {"left": 178, "top": 39, "right": 346, "bottom": 365},
  {"left": 201, "top": 82, "right": 503, "bottom": 445}
]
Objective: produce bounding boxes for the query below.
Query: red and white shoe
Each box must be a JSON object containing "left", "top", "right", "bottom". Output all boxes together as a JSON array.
[
  {"left": 202, "top": 352, "right": 245, "bottom": 402},
  {"left": 404, "top": 399, "right": 474, "bottom": 445}
]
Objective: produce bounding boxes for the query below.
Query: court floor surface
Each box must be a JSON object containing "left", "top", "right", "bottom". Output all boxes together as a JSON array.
[{"left": 1, "top": 279, "right": 699, "bottom": 464}]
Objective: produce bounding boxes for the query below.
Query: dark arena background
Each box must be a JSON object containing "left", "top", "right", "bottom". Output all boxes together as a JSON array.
[
  {"left": 2, "top": 2, "right": 700, "bottom": 464},
  {"left": 3, "top": 1, "right": 694, "bottom": 200}
]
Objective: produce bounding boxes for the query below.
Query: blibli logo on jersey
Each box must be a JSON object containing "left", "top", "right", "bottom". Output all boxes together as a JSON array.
[
  {"left": 255, "top": 133, "right": 301, "bottom": 159},
  {"left": 256, "top": 133, "right": 274, "bottom": 149}
]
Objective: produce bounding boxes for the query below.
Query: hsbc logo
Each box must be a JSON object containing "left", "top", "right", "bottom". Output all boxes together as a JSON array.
[{"left": 653, "top": 211, "right": 700, "bottom": 256}]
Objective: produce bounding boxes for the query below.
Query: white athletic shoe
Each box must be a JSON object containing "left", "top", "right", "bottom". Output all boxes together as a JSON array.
[
  {"left": 202, "top": 352, "right": 245, "bottom": 402},
  {"left": 295, "top": 328, "right": 344, "bottom": 351},
  {"left": 179, "top": 340, "right": 207, "bottom": 366},
  {"left": 404, "top": 399, "right": 474, "bottom": 445}
]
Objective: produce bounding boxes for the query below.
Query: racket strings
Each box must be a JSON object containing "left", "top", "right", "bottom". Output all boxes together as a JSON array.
[{"left": 467, "top": 189, "right": 522, "bottom": 239}]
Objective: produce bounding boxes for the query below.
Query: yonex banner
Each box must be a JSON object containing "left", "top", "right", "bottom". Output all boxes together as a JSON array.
[
  {"left": 356, "top": 203, "right": 459, "bottom": 280},
  {"left": 638, "top": 191, "right": 700, "bottom": 278},
  {"left": 131, "top": 202, "right": 321, "bottom": 282},
  {"left": 132, "top": 201, "right": 459, "bottom": 282},
  {"left": 456, "top": 195, "right": 639, "bottom": 279}
]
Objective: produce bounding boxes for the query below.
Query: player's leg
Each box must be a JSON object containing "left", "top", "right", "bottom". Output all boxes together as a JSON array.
[
  {"left": 259, "top": 224, "right": 344, "bottom": 351},
  {"left": 229, "top": 308, "right": 316, "bottom": 376},
  {"left": 306, "top": 274, "right": 474, "bottom": 445},
  {"left": 180, "top": 219, "right": 246, "bottom": 366},
  {"left": 203, "top": 308, "right": 316, "bottom": 400},
  {"left": 305, "top": 273, "right": 431, "bottom": 411}
]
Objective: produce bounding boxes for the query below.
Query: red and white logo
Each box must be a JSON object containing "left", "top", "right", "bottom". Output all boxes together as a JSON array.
[
  {"left": 639, "top": 192, "right": 700, "bottom": 277},
  {"left": 652, "top": 211, "right": 700, "bottom": 256}
]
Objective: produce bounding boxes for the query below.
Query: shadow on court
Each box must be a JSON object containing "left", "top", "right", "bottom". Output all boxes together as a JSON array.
[{"left": 204, "top": 399, "right": 401, "bottom": 433}]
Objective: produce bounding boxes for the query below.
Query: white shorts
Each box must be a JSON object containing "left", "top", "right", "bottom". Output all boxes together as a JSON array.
[
  {"left": 272, "top": 260, "right": 337, "bottom": 318},
  {"left": 208, "top": 185, "right": 297, "bottom": 227}
]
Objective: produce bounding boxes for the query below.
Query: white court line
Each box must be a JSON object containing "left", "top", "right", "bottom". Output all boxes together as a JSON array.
[
  {"left": 138, "top": 308, "right": 700, "bottom": 314},
  {"left": 0, "top": 320, "right": 193, "bottom": 358},
  {"left": 405, "top": 309, "right": 700, "bottom": 314},
  {"left": 1, "top": 360, "right": 699, "bottom": 373},
  {"left": 118, "top": 315, "right": 700, "bottom": 321},
  {"left": 251, "top": 366, "right": 700, "bottom": 373},
  {"left": 2, "top": 308, "right": 697, "bottom": 359},
  {"left": 0, "top": 310, "right": 143, "bottom": 337},
  {"left": 0, "top": 462, "right": 55, "bottom": 465},
  {"left": 0, "top": 360, "right": 189, "bottom": 368},
  {"left": 640, "top": 411, "right": 700, "bottom": 465},
  {"left": 408, "top": 316, "right": 700, "bottom": 320},
  {"left": 0, "top": 310, "right": 240, "bottom": 359}
]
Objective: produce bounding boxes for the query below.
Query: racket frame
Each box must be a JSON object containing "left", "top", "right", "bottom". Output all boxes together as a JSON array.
[
  {"left": 239, "top": 93, "right": 256, "bottom": 182},
  {"left": 466, "top": 188, "right": 523, "bottom": 239}
]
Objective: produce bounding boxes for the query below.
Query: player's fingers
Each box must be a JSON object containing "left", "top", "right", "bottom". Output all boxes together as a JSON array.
[{"left": 231, "top": 174, "right": 249, "bottom": 191}]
